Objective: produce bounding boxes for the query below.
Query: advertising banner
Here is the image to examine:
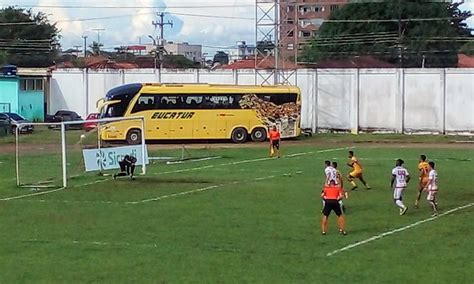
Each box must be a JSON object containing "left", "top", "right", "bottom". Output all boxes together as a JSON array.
[{"left": 82, "top": 145, "right": 149, "bottom": 172}]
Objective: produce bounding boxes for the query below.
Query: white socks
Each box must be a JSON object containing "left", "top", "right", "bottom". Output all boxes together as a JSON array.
[{"left": 395, "top": 200, "right": 406, "bottom": 209}]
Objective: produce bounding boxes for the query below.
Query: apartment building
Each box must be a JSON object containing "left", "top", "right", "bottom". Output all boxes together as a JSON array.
[
  {"left": 164, "top": 42, "right": 203, "bottom": 63},
  {"left": 279, "top": 0, "right": 348, "bottom": 57}
]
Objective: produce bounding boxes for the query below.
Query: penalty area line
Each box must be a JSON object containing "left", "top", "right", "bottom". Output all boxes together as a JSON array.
[
  {"left": 326, "top": 202, "right": 474, "bottom": 257},
  {"left": 128, "top": 175, "right": 276, "bottom": 204},
  {"left": 156, "top": 146, "right": 354, "bottom": 176}
]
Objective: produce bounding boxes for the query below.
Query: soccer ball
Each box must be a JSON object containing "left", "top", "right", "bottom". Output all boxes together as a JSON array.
[{"left": 80, "top": 134, "right": 86, "bottom": 139}]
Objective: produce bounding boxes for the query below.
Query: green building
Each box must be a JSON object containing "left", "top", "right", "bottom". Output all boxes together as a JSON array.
[{"left": 0, "top": 68, "right": 48, "bottom": 122}]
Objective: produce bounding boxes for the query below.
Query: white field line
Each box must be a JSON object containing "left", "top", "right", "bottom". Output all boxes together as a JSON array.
[
  {"left": 0, "top": 179, "right": 108, "bottom": 202},
  {"left": 0, "top": 187, "right": 67, "bottom": 201},
  {"left": 326, "top": 202, "right": 474, "bottom": 257},
  {"left": 156, "top": 146, "right": 354, "bottom": 176},
  {"left": 330, "top": 157, "right": 472, "bottom": 162},
  {"left": 22, "top": 239, "right": 158, "bottom": 249},
  {"left": 1, "top": 146, "right": 351, "bottom": 203},
  {"left": 16, "top": 175, "right": 278, "bottom": 205},
  {"left": 128, "top": 175, "right": 276, "bottom": 204},
  {"left": 165, "top": 156, "right": 223, "bottom": 165}
]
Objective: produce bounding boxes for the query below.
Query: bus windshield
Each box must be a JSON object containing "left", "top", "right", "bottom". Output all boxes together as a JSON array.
[{"left": 101, "top": 102, "right": 128, "bottom": 118}]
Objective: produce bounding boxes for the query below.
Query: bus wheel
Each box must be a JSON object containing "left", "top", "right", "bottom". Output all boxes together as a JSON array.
[
  {"left": 231, "top": 128, "right": 248, "bottom": 143},
  {"left": 251, "top": 127, "right": 267, "bottom": 142},
  {"left": 126, "top": 129, "right": 141, "bottom": 145}
]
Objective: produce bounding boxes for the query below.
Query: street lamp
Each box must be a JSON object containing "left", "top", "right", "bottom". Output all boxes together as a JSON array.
[{"left": 148, "top": 35, "right": 157, "bottom": 70}]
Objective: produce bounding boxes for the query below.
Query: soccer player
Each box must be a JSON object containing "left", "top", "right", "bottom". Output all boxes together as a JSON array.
[
  {"left": 321, "top": 180, "right": 346, "bottom": 235},
  {"left": 390, "top": 159, "right": 410, "bottom": 216},
  {"left": 424, "top": 161, "right": 439, "bottom": 216},
  {"left": 113, "top": 155, "right": 137, "bottom": 180},
  {"left": 415, "top": 154, "right": 430, "bottom": 208},
  {"left": 333, "top": 161, "right": 349, "bottom": 211},
  {"left": 346, "top": 150, "right": 370, "bottom": 190},
  {"left": 268, "top": 126, "right": 281, "bottom": 158},
  {"left": 324, "top": 160, "right": 337, "bottom": 185}
]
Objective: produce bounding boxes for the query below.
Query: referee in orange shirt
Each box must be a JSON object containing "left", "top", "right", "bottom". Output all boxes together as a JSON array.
[
  {"left": 321, "top": 180, "right": 346, "bottom": 235},
  {"left": 268, "top": 126, "right": 281, "bottom": 158}
]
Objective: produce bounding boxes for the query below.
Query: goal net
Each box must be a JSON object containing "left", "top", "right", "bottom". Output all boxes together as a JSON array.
[
  {"left": 16, "top": 116, "right": 147, "bottom": 188},
  {"left": 148, "top": 143, "right": 219, "bottom": 165}
]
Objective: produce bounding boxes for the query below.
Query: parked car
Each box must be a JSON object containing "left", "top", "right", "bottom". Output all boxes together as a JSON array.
[
  {"left": 84, "top": 113, "right": 99, "bottom": 132},
  {"left": 45, "top": 110, "right": 83, "bottom": 129},
  {"left": 0, "top": 112, "right": 34, "bottom": 134}
]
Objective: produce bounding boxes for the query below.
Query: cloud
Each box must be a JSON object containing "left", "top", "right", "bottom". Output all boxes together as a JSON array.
[
  {"left": 2, "top": 0, "right": 473, "bottom": 53},
  {"left": 164, "top": 0, "right": 255, "bottom": 49}
]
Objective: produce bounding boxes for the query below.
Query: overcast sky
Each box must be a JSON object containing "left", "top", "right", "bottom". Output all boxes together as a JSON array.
[{"left": 1, "top": 0, "right": 473, "bottom": 55}]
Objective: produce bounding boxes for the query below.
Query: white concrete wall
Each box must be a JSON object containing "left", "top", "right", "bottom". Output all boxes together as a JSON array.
[{"left": 50, "top": 68, "right": 474, "bottom": 134}]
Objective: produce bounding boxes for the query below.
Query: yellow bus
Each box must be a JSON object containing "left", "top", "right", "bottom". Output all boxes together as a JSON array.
[{"left": 98, "top": 83, "right": 301, "bottom": 144}]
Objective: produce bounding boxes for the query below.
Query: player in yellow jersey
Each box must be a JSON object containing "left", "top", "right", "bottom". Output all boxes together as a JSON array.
[
  {"left": 346, "top": 150, "right": 370, "bottom": 190},
  {"left": 415, "top": 154, "right": 430, "bottom": 208}
]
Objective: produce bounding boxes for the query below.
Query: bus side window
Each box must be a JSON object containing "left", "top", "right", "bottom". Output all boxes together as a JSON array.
[{"left": 232, "top": 95, "right": 242, "bottom": 109}]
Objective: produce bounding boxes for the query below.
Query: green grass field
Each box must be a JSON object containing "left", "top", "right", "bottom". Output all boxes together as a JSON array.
[{"left": 1, "top": 135, "right": 473, "bottom": 283}]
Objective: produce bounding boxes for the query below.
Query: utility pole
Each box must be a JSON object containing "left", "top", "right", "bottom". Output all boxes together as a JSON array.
[
  {"left": 151, "top": 13, "right": 173, "bottom": 70},
  {"left": 82, "top": 35, "right": 88, "bottom": 58},
  {"left": 152, "top": 13, "right": 173, "bottom": 42},
  {"left": 397, "top": 0, "right": 403, "bottom": 68}
]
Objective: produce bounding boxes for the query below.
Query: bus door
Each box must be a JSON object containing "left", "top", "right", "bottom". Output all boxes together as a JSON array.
[
  {"left": 193, "top": 110, "right": 216, "bottom": 139},
  {"left": 164, "top": 95, "right": 193, "bottom": 139},
  {"left": 168, "top": 112, "right": 193, "bottom": 139}
]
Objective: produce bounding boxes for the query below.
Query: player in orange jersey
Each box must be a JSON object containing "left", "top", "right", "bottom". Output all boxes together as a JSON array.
[
  {"left": 268, "top": 126, "right": 281, "bottom": 158},
  {"left": 346, "top": 150, "right": 371, "bottom": 191},
  {"left": 321, "top": 180, "right": 346, "bottom": 235},
  {"left": 415, "top": 154, "right": 430, "bottom": 208}
]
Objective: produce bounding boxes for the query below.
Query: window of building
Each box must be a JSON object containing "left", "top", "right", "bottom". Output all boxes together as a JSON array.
[
  {"left": 330, "top": 5, "right": 339, "bottom": 11},
  {"left": 299, "top": 5, "right": 310, "bottom": 14},
  {"left": 287, "top": 43, "right": 294, "bottom": 50},
  {"left": 20, "top": 79, "right": 27, "bottom": 91},
  {"left": 314, "top": 6, "right": 324, "bottom": 12},
  {"left": 300, "top": 31, "right": 311, "bottom": 38},
  {"left": 25, "top": 79, "right": 34, "bottom": 91},
  {"left": 287, "top": 30, "right": 294, "bottom": 37},
  {"left": 35, "top": 79, "right": 43, "bottom": 91},
  {"left": 19, "top": 78, "right": 44, "bottom": 92}
]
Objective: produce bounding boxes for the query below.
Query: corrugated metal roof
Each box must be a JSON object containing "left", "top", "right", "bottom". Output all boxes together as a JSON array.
[{"left": 17, "top": 68, "right": 51, "bottom": 77}]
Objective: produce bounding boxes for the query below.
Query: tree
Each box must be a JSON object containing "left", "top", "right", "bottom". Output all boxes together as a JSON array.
[
  {"left": 301, "top": 1, "right": 473, "bottom": 67},
  {"left": 89, "top": 41, "right": 104, "bottom": 56},
  {"left": 0, "top": 7, "right": 60, "bottom": 67}
]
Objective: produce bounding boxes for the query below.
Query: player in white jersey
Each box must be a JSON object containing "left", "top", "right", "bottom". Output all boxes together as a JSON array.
[
  {"left": 390, "top": 159, "right": 411, "bottom": 215},
  {"left": 424, "top": 161, "right": 439, "bottom": 216},
  {"left": 324, "top": 160, "right": 338, "bottom": 186},
  {"left": 322, "top": 161, "right": 338, "bottom": 210}
]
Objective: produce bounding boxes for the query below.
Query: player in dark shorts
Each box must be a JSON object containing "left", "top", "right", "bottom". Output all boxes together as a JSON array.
[
  {"left": 321, "top": 180, "right": 346, "bottom": 235},
  {"left": 113, "top": 155, "right": 137, "bottom": 180},
  {"left": 268, "top": 126, "right": 281, "bottom": 158}
]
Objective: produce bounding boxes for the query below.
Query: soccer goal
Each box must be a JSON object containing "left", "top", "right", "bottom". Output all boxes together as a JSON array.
[{"left": 15, "top": 116, "right": 147, "bottom": 188}]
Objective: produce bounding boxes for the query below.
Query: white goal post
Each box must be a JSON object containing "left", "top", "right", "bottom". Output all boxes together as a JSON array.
[{"left": 15, "top": 116, "right": 147, "bottom": 188}]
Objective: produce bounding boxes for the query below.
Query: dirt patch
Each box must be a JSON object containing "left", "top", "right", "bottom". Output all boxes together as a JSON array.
[{"left": 2, "top": 137, "right": 474, "bottom": 154}]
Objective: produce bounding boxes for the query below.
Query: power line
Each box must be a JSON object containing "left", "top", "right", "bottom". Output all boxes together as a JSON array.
[
  {"left": 3, "top": 4, "right": 256, "bottom": 9},
  {"left": 2, "top": 15, "right": 468, "bottom": 26},
  {"left": 0, "top": 10, "right": 254, "bottom": 26}
]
